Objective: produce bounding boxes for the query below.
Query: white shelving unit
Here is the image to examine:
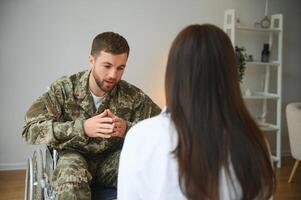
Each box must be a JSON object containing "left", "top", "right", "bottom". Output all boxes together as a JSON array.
[{"left": 224, "top": 9, "right": 283, "bottom": 168}]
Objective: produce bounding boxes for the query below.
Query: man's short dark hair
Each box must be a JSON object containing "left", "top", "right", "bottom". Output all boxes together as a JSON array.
[{"left": 90, "top": 32, "right": 130, "bottom": 57}]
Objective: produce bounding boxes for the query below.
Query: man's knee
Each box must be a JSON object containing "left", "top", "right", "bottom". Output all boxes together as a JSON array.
[
  {"left": 55, "top": 182, "right": 91, "bottom": 200},
  {"left": 52, "top": 152, "right": 92, "bottom": 199}
]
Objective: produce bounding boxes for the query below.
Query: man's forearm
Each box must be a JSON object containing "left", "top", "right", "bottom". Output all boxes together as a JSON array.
[{"left": 22, "top": 118, "right": 88, "bottom": 149}]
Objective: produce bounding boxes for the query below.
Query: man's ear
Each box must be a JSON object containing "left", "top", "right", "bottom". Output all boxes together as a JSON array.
[{"left": 88, "top": 55, "right": 95, "bottom": 68}]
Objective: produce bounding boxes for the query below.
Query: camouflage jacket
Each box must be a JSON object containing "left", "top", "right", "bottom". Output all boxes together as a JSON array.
[{"left": 22, "top": 70, "right": 161, "bottom": 156}]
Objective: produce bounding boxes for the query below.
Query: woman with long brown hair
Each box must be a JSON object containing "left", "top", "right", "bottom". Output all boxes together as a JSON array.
[{"left": 118, "top": 24, "right": 276, "bottom": 200}]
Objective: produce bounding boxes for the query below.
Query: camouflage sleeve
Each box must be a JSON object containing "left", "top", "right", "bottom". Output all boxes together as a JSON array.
[
  {"left": 22, "top": 84, "right": 88, "bottom": 149},
  {"left": 125, "top": 95, "right": 161, "bottom": 133}
]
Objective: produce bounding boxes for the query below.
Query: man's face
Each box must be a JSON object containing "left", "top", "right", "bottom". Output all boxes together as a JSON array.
[{"left": 89, "top": 51, "right": 128, "bottom": 94}]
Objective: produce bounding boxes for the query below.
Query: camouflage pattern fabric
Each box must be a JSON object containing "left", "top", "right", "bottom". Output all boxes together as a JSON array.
[
  {"left": 22, "top": 70, "right": 161, "bottom": 199},
  {"left": 52, "top": 151, "right": 92, "bottom": 200}
]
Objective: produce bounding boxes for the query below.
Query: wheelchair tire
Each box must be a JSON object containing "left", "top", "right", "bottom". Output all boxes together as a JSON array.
[
  {"left": 32, "top": 150, "right": 44, "bottom": 200},
  {"left": 24, "top": 157, "right": 34, "bottom": 200},
  {"left": 45, "top": 147, "right": 54, "bottom": 180}
]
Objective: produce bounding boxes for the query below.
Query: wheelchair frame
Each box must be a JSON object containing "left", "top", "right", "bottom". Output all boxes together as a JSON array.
[
  {"left": 24, "top": 147, "right": 58, "bottom": 200},
  {"left": 24, "top": 147, "right": 117, "bottom": 200}
]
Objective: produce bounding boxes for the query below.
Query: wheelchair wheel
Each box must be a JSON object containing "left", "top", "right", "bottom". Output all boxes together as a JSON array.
[
  {"left": 45, "top": 147, "right": 54, "bottom": 180},
  {"left": 44, "top": 147, "right": 56, "bottom": 199},
  {"left": 32, "top": 149, "right": 44, "bottom": 200},
  {"left": 24, "top": 157, "right": 33, "bottom": 200}
]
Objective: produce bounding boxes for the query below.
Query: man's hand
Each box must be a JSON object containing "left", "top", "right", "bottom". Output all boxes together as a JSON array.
[
  {"left": 83, "top": 110, "right": 114, "bottom": 139},
  {"left": 107, "top": 109, "right": 127, "bottom": 138}
]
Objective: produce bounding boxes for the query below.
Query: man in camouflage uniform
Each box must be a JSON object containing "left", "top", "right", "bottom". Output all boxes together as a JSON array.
[{"left": 22, "top": 32, "right": 161, "bottom": 200}]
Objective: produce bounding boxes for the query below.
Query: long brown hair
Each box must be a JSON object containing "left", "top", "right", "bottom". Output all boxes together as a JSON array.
[{"left": 165, "top": 24, "right": 276, "bottom": 200}]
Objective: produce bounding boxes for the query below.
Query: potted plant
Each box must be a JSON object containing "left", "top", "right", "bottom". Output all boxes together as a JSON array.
[{"left": 235, "top": 46, "right": 247, "bottom": 82}]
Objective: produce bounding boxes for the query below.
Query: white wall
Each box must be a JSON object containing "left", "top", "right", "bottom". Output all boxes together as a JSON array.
[{"left": 0, "top": 0, "right": 300, "bottom": 169}]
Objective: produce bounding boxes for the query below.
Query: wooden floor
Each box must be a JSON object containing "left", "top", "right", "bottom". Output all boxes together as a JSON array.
[
  {"left": 274, "top": 157, "right": 301, "bottom": 200},
  {"left": 0, "top": 156, "right": 300, "bottom": 200},
  {"left": 0, "top": 170, "right": 25, "bottom": 200}
]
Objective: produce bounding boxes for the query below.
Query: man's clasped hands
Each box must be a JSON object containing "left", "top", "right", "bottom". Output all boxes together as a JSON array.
[{"left": 84, "top": 109, "right": 127, "bottom": 138}]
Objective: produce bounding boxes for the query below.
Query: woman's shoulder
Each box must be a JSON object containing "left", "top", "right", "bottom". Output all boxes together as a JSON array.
[
  {"left": 124, "top": 111, "right": 176, "bottom": 152},
  {"left": 127, "top": 111, "right": 171, "bottom": 138}
]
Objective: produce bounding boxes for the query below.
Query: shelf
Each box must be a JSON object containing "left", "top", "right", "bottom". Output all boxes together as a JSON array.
[
  {"left": 224, "top": 9, "right": 283, "bottom": 168},
  {"left": 243, "top": 92, "right": 279, "bottom": 100},
  {"left": 246, "top": 61, "right": 280, "bottom": 66},
  {"left": 236, "top": 26, "right": 281, "bottom": 33},
  {"left": 257, "top": 122, "right": 279, "bottom": 132}
]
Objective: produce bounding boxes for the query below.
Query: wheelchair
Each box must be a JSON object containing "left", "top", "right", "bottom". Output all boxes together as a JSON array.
[{"left": 24, "top": 147, "right": 117, "bottom": 200}]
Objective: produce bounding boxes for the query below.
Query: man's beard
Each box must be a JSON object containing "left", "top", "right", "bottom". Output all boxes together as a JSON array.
[{"left": 93, "top": 70, "right": 116, "bottom": 93}]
